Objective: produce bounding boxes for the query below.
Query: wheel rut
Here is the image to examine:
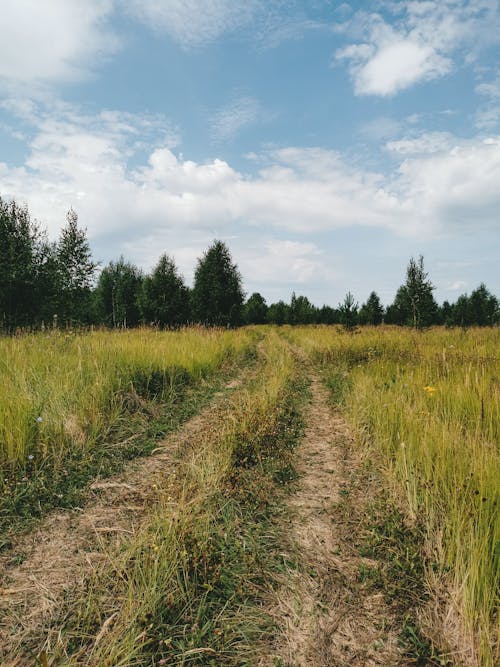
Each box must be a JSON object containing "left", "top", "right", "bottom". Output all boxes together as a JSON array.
[
  {"left": 261, "top": 372, "right": 410, "bottom": 667},
  {"left": 0, "top": 375, "right": 244, "bottom": 664}
]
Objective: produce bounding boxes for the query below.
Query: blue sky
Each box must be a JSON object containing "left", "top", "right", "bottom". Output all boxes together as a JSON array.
[{"left": 0, "top": 1, "right": 499, "bottom": 306}]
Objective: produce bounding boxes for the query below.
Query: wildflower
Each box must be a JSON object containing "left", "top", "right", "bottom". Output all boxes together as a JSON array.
[
  {"left": 28, "top": 454, "right": 34, "bottom": 461},
  {"left": 36, "top": 416, "right": 43, "bottom": 423},
  {"left": 423, "top": 386, "right": 436, "bottom": 394}
]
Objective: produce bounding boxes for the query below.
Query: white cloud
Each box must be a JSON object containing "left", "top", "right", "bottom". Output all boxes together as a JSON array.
[
  {"left": 386, "top": 131, "right": 454, "bottom": 154},
  {"left": 393, "top": 137, "right": 500, "bottom": 232},
  {"left": 335, "top": 1, "right": 500, "bottom": 96},
  {"left": 0, "top": 0, "right": 118, "bottom": 85},
  {"left": 210, "top": 96, "right": 262, "bottom": 142},
  {"left": 475, "top": 75, "right": 500, "bottom": 129},
  {"left": 446, "top": 280, "right": 467, "bottom": 291},
  {"left": 126, "top": 0, "right": 259, "bottom": 47},
  {"left": 241, "top": 240, "right": 333, "bottom": 288},
  {"left": 1, "top": 100, "right": 500, "bottom": 278}
]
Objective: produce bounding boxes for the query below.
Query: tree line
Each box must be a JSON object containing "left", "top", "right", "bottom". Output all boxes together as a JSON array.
[{"left": 1, "top": 196, "right": 498, "bottom": 331}]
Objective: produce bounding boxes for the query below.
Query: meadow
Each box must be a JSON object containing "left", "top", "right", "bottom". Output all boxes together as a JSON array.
[
  {"left": 289, "top": 325, "right": 499, "bottom": 666},
  {"left": 0, "top": 325, "right": 498, "bottom": 665},
  {"left": 0, "top": 327, "right": 256, "bottom": 534}
]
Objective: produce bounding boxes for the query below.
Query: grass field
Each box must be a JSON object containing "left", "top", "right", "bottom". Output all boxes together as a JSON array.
[
  {"left": 0, "top": 325, "right": 498, "bottom": 666},
  {"left": 0, "top": 327, "right": 257, "bottom": 535},
  {"left": 289, "top": 325, "right": 499, "bottom": 666}
]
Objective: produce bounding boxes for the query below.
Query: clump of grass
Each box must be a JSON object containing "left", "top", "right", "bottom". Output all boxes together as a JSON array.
[
  {"left": 0, "top": 327, "right": 257, "bottom": 537},
  {"left": 289, "top": 325, "right": 499, "bottom": 666},
  {"left": 30, "top": 331, "right": 305, "bottom": 666}
]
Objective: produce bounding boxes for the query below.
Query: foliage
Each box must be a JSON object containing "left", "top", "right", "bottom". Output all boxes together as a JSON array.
[
  {"left": 243, "top": 292, "right": 268, "bottom": 324},
  {"left": 387, "top": 256, "right": 438, "bottom": 328},
  {"left": 266, "top": 300, "right": 290, "bottom": 325},
  {"left": 57, "top": 209, "right": 98, "bottom": 324},
  {"left": 94, "top": 256, "right": 143, "bottom": 327},
  {"left": 191, "top": 240, "right": 244, "bottom": 326},
  {"left": 289, "top": 292, "right": 316, "bottom": 324},
  {"left": 1, "top": 198, "right": 499, "bottom": 330},
  {"left": 359, "top": 291, "right": 384, "bottom": 325},
  {"left": 0, "top": 197, "right": 53, "bottom": 330},
  {"left": 140, "top": 254, "right": 190, "bottom": 327},
  {"left": 338, "top": 291, "right": 358, "bottom": 330}
]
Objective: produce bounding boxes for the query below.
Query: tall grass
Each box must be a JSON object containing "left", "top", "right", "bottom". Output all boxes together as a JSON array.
[
  {"left": 290, "top": 325, "right": 499, "bottom": 666},
  {"left": 42, "top": 331, "right": 302, "bottom": 665},
  {"left": 0, "top": 327, "right": 255, "bottom": 483}
]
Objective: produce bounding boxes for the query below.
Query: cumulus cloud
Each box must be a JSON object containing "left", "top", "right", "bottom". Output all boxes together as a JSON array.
[
  {"left": 240, "top": 240, "right": 334, "bottom": 288},
  {"left": 0, "top": 0, "right": 118, "bottom": 86},
  {"left": 334, "top": 1, "right": 500, "bottom": 96},
  {"left": 1, "top": 100, "right": 500, "bottom": 277}
]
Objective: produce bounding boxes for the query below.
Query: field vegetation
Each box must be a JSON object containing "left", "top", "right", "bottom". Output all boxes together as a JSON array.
[
  {"left": 0, "top": 324, "right": 498, "bottom": 665},
  {"left": 0, "top": 327, "right": 256, "bottom": 535},
  {"left": 289, "top": 325, "right": 499, "bottom": 666},
  {"left": 2, "top": 330, "right": 305, "bottom": 665}
]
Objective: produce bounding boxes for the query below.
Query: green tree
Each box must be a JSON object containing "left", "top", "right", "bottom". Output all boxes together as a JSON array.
[
  {"left": 57, "top": 209, "right": 97, "bottom": 324},
  {"left": 140, "top": 254, "right": 190, "bottom": 327},
  {"left": 243, "top": 292, "right": 268, "bottom": 324},
  {"left": 0, "top": 197, "right": 45, "bottom": 330},
  {"left": 191, "top": 240, "right": 244, "bottom": 326},
  {"left": 289, "top": 292, "right": 316, "bottom": 324},
  {"left": 95, "top": 257, "right": 143, "bottom": 327},
  {"left": 359, "top": 291, "right": 384, "bottom": 325},
  {"left": 468, "top": 283, "right": 499, "bottom": 326},
  {"left": 317, "top": 305, "right": 338, "bottom": 324},
  {"left": 266, "top": 300, "right": 289, "bottom": 325},
  {"left": 389, "top": 256, "right": 438, "bottom": 327},
  {"left": 338, "top": 291, "right": 358, "bottom": 330}
]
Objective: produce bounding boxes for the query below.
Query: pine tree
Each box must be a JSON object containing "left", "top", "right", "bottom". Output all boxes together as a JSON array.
[
  {"left": 140, "top": 254, "right": 189, "bottom": 327},
  {"left": 57, "top": 209, "right": 97, "bottom": 325},
  {"left": 191, "top": 241, "right": 244, "bottom": 326},
  {"left": 338, "top": 292, "right": 358, "bottom": 330},
  {"left": 359, "top": 291, "right": 384, "bottom": 325}
]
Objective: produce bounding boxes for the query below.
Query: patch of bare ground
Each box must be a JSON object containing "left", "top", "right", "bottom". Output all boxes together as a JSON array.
[
  {"left": 0, "top": 374, "right": 244, "bottom": 665},
  {"left": 260, "top": 374, "right": 411, "bottom": 667}
]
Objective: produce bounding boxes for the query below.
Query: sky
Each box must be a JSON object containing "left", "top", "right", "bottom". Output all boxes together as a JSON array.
[{"left": 0, "top": 0, "right": 499, "bottom": 307}]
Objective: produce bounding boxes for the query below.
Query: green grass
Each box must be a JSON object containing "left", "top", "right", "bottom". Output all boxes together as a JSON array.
[
  {"left": 0, "top": 327, "right": 257, "bottom": 539},
  {"left": 23, "top": 331, "right": 307, "bottom": 666},
  {"left": 289, "top": 325, "right": 499, "bottom": 666}
]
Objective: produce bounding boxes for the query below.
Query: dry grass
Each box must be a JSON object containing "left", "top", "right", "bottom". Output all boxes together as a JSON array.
[
  {"left": 2, "top": 330, "right": 303, "bottom": 666},
  {"left": 289, "top": 325, "right": 499, "bottom": 667}
]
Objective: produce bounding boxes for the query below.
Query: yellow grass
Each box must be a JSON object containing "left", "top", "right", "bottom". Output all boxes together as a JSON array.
[
  {"left": 289, "top": 325, "right": 499, "bottom": 666},
  {"left": 0, "top": 327, "right": 255, "bottom": 477},
  {"left": 54, "top": 330, "right": 299, "bottom": 665}
]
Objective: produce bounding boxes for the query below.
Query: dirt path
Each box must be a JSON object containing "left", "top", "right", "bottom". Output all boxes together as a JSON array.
[
  {"left": 0, "top": 376, "right": 243, "bottom": 663},
  {"left": 261, "top": 373, "right": 410, "bottom": 667}
]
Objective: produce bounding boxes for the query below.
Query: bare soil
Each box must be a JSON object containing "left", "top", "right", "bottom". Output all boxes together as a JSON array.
[{"left": 260, "top": 373, "right": 411, "bottom": 667}]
